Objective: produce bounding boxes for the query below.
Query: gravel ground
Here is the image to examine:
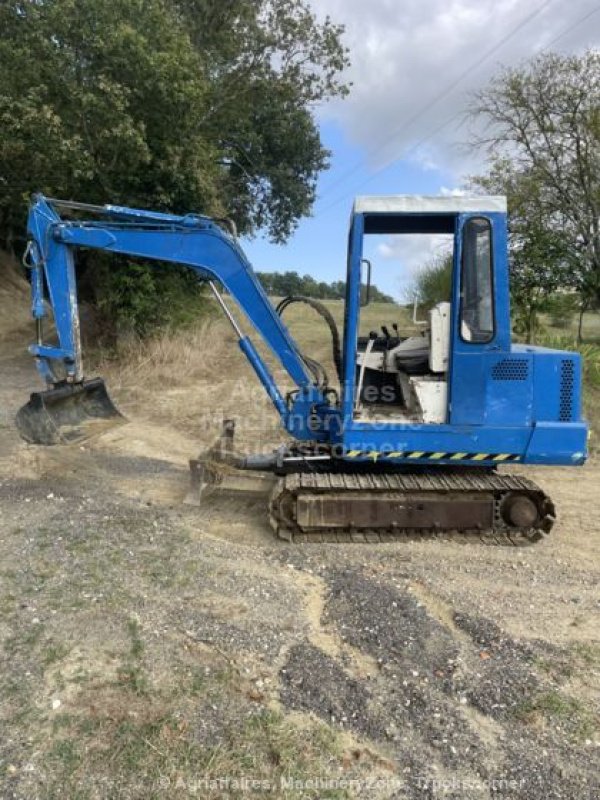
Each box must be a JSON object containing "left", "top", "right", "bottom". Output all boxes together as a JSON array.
[{"left": 0, "top": 349, "right": 598, "bottom": 799}]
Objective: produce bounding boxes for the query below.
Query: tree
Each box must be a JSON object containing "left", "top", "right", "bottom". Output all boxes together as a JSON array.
[
  {"left": 406, "top": 253, "right": 452, "bottom": 311},
  {"left": 469, "top": 51, "right": 600, "bottom": 340},
  {"left": 473, "top": 161, "right": 579, "bottom": 342},
  {"left": 0, "top": 0, "right": 218, "bottom": 251},
  {"left": 175, "top": 0, "right": 350, "bottom": 242},
  {"left": 0, "top": 0, "right": 349, "bottom": 249},
  {"left": 255, "top": 271, "right": 395, "bottom": 302},
  {"left": 0, "top": 0, "right": 349, "bottom": 334}
]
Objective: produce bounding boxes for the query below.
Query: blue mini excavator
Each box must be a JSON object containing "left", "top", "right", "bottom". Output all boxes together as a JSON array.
[{"left": 17, "top": 194, "right": 588, "bottom": 543}]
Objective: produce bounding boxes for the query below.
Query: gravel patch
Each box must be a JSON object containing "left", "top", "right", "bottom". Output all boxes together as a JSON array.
[
  {"left": 280, "top": 642, "right": 383, "bottom": 740},
  {"left": 452, "top": 613, "right": 542, "bottom": 720},
  {"left": 323, "top": 567, "right": 459, "bottom": 676}
]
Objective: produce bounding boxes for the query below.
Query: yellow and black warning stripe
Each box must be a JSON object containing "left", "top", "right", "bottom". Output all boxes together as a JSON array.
[{"left": 344, "top": 450, "right": 521, "bottom": 462}]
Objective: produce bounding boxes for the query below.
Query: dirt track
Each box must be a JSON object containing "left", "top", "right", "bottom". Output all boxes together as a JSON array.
[{"left": 0, "top": 335, "right": 599, "bottom": 798}]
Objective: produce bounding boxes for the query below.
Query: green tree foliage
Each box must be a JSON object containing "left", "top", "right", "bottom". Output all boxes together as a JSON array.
[
  {"left": 475, "top": 162, "right": 578, "bottom": 342},
  {"left": 469, "top": 51, "right": 600, "bottom": 342},
  {"left": 0, "top": 0, "right": 349, "bottom": 334},
  {"left": 175, "top": 0, "right": 350, "bottom": 242},
  {"left": 406, "top": 254, "right": 452, "bottom": 310},
  {"left": 0, "top": 0, "right": 222, "bottom": 248},
  {"left": 545, "top": 292, "right": 579, "bottom": 329},
  {"left": 256, "top": 270, "right": 395, "bottom": 303}
]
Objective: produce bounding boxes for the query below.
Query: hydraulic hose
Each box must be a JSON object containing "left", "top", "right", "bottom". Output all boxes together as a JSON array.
[{"left": 276, "top": 295, "right": 343, "bottom": 384}]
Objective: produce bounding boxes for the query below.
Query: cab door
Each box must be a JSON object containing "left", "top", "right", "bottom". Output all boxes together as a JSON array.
[{"left": 449, "top": 213, "right": 512, "bottom": 425}]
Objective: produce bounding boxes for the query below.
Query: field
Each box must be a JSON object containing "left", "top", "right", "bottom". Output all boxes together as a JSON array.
[{"left": 0, "top": 270, "right": 599, "bottom": 799}]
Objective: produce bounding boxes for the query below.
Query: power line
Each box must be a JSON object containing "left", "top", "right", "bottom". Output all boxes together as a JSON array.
[
  {"left": 317, "top": 113, "right": 464, "bottom": 215},
  {"left": 539, "top": 4, "right": 600, "bottom": 50},
  {"left": 317, "top": 0, "right": 600, "bottom": 216},
  {"left": 317, "top": 0, "right": 556, "bottom": 204}
]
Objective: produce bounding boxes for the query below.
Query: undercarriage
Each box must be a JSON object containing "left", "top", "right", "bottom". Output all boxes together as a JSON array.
[
  {"left": 188, "top": 421, "right": 555, "bottom": 546},
  {"left": 269, "top": 471, "right": 555, "bottom": 544}
]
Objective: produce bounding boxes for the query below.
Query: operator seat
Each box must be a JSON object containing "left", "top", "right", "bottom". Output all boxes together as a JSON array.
[{"left": 393, "top": 339, "right": 430, "bottom": 374}]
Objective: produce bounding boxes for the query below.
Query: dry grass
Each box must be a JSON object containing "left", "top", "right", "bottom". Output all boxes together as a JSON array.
[
  {"left": 97, "top": 319, "right": 232, "bottom": 389},
  {"left": 94, "top": 298, "right": 409, "bottom": 449},
  {"left": 98, "top": 298, "right": 411, "bottom": 393},
  {"left": 95, "top": 314, "right": 285, "bottom": 449},
  {"left": 0, "top": 250, "right": 31, "bottom": 343},
  {"left": 544, "top": 310, "right": 600, "bottom": 345}
]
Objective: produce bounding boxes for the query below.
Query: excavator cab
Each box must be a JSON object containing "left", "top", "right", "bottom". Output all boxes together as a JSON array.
[
  {"left": 341, "top": 196, "right": 586, "bottom": 467},
  {"left": 353, "top": 196, "right": 475, "bottom": 424}
]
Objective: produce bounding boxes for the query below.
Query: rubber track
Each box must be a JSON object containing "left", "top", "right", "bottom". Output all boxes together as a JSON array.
[{"left": 269, "top": 471, "right": 555, "bottom": 546}]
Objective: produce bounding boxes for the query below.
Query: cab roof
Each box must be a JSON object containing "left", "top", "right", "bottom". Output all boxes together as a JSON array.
[{"left": 353, "top": 195, "right": 507, "bottom": 215}]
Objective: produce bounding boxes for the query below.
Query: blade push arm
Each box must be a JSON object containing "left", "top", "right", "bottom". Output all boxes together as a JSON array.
[{"left": 25, "top": 195, "right": 335, "bottom": 438}]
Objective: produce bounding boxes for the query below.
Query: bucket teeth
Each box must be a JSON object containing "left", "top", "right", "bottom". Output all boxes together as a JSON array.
[{"left": 15, "top": 378, "right": 124, "bottom": 445}]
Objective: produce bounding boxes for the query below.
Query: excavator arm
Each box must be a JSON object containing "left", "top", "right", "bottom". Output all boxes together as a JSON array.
[{"left": 21, "top": 195, "right": 338, "bottom": 443}]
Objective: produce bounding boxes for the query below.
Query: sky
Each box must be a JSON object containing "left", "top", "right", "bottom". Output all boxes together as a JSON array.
[{"left": 242, "top": 0, "right": 600, "bottom": 299}]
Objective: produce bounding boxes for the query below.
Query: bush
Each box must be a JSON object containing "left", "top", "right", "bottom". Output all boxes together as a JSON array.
[
  {"left": 407, "top": 254, "right": 452, "bottom": 310},
  {"left": 546, "top": 293, "right": 578, "bottom": 329},
  {"left": 91, "top": 257, "right": 210, "bottom": 340}
]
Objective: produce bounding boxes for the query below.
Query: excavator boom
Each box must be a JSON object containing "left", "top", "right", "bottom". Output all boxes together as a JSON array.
[{"left": 19, "top": 195, "right": 336, "bottom": 444}]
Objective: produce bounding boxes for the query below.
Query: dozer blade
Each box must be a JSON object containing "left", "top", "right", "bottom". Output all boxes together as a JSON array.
[
  {"left": 16, "top": 378, "right": 125, "bottom": 445},
  {"left": 187, "top": 457, "right": 276, "bottom": 506},
  {"left": 185, "top": 419, "right": 276, "bottom": 506}
]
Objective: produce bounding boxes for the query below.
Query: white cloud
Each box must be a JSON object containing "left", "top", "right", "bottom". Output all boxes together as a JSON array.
[
  {"left": 376, "top": 233, "right": 452, "bottom": 268},
  {"left": 363, "top": 232, "right": 453, "bottom": 299},
  {"left": 311, "top": 0, "right": 600, "bottom": 180},
  {"left": 439, "top": 185, "right": 468, "bottom": 197}
]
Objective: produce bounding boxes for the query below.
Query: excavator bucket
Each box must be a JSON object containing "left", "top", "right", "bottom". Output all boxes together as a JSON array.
[{"left": 16, "top": 378, "right": 124, "bottom": 445}]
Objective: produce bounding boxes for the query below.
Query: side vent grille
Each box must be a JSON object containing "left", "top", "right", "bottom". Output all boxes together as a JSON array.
[
  {"left": 559, "top": 359, "right": 575, "bottom": 421},
  {"left": 491, "top": 359, "right": 529, "bottom": 381}
]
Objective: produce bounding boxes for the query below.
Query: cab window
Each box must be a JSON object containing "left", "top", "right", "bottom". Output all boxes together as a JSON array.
[{"left": 460, "top": 217, "right": 494, "bottom": 343}]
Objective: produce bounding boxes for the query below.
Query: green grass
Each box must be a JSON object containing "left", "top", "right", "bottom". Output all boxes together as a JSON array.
[
  {"left": 24, "top": 610, "right": 350, "bottom": 799},
  {"left": 572, "top": 642, "right": 600, "bottom": 667},
  {"left": 126, "top": 619, "right": 144, "bottom": 660},
  {"left": 541, "top": 308, "right": 600, "bottom": 344},
  {"left": 42, "top": 694, "right": 349, "bottom": 800},
  {"left": 514, "top": 690, "right": 598, "bottom": 741},
  {"left": 49, "top": 738, "right": 81, "bottom": 772},
  {"left": 116, "top": 618, "right": 149, "bottom": 695},
  {"left": 532, "top": 655, "right": 574, "bottom": 682},
  {"left": 43, "top": 640, "right": 71, "bottom": 667},
  {"left": 4, "top": 622, "right": 45, "bottom": 653}
]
